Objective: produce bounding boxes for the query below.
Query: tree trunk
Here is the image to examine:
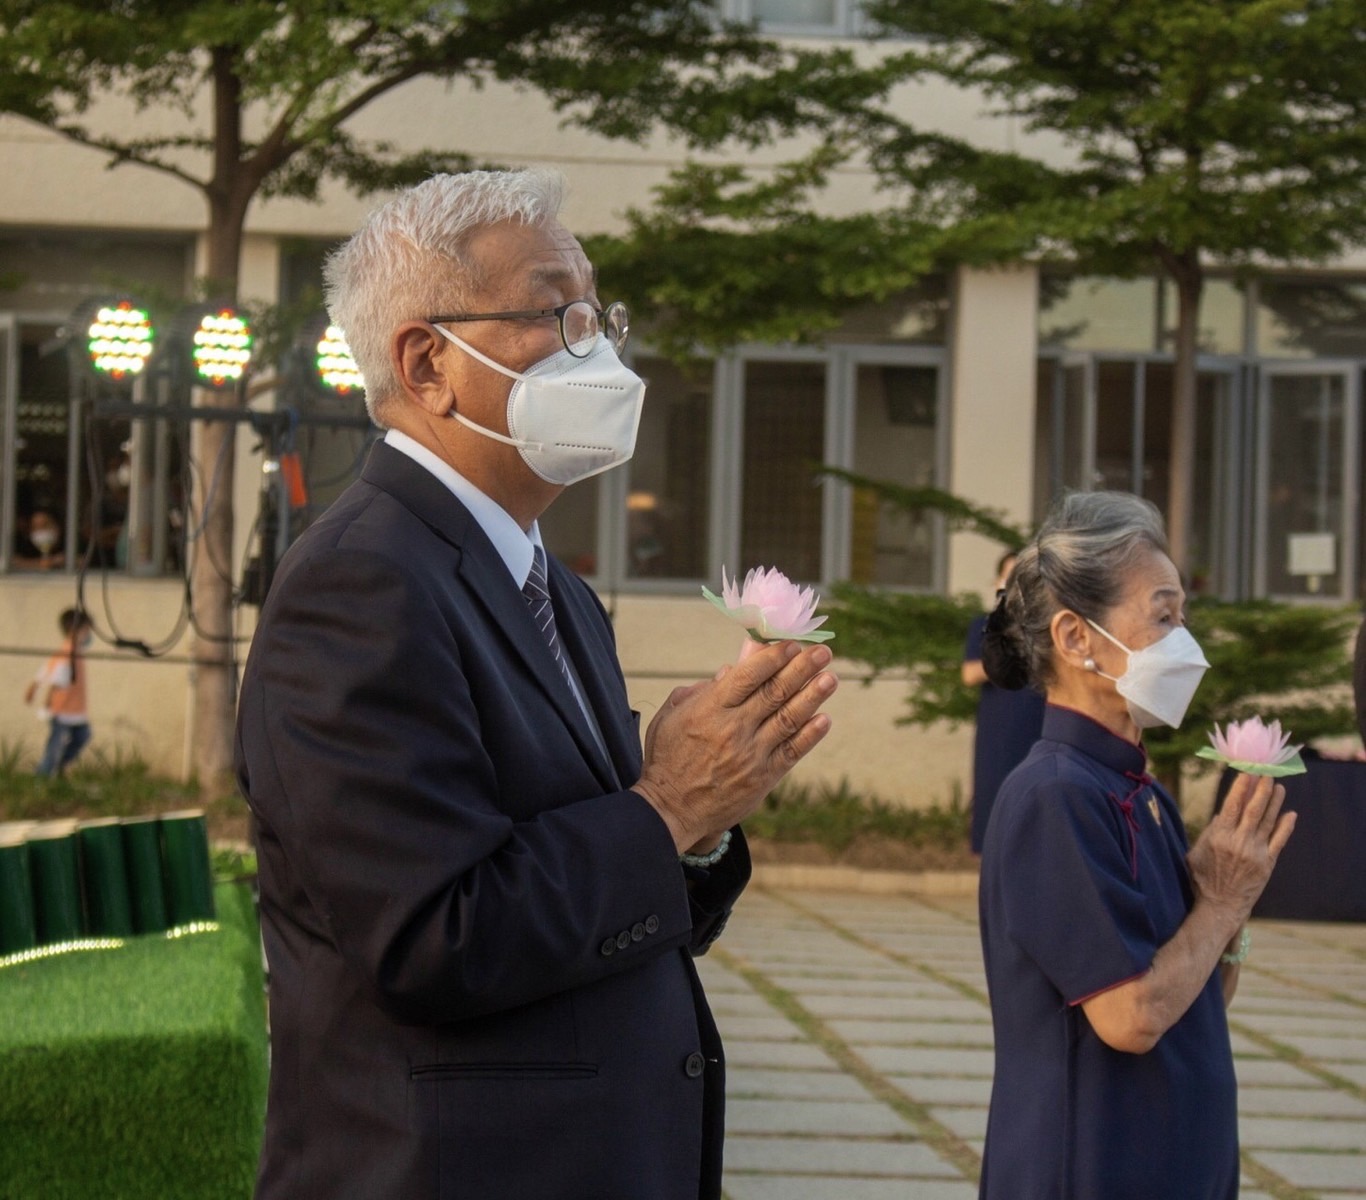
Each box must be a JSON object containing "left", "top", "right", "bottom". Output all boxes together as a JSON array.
[
  {"left": 186, "top": 394, "right": 239, "bottom": 791},
  {"left": 187, "top": 50, "right": 251, "bottom": 795},
  {"left": 1164, "top": 253, "right": 1204, "bottom": 582}
]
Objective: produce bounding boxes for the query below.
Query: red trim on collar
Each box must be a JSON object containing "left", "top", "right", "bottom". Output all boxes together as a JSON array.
[{"left": 1108, "top": 770, "right": 1156, "bottom": 881}]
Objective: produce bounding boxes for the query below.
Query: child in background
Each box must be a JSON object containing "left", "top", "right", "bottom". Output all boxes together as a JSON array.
[{"left": 24, "top": 608, "right": 94, "bottom": 777}]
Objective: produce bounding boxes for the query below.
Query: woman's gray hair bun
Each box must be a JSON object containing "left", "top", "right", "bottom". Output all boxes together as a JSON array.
[{"left": 982, "top": 491, "right": 1168, "bottom": 690}]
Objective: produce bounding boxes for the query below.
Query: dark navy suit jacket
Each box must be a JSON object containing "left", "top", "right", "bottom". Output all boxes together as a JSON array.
[{"left": 235, "top": 442, "right": 749, "bottom": 1199}]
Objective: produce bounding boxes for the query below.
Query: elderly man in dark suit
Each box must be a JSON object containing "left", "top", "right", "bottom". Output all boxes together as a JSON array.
[{"left": 234, "top": 168, "right": 838, "bottom": 1200}]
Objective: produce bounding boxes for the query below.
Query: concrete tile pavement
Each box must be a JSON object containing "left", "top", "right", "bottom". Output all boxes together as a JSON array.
[{"left": 702, "top": 885, "right": 1366, "bottom": 1200}]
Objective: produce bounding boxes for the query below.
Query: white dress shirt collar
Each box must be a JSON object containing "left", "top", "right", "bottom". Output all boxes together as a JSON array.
[{"left": 384, "top": 428, "right": 541, "bottom": 588}]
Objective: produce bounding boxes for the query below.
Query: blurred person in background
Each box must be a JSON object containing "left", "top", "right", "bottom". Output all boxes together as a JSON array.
[{"left": 962, "top": 550, "right": 1045, "bottom": 852}]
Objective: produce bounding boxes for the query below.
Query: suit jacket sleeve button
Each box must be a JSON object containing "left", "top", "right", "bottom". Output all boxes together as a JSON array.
[
  {"left": 600, "top": 937, "right": 617, "bottom": 957},
  {"left": 631, "top": 922, "right": 646, "bottom": 942},
  {"left": 644, "top": 915, "right": 660, "bottom": 934},
  {"left": 684, "top": 1052, "right": 706, "bottom": 1078},
  {"left": 616, "top": 930, "right": 632, "bottom": 950}
]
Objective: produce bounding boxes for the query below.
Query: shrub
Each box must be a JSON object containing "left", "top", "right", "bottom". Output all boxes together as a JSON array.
[{"left": 746, "top": 778, "right": 970, "bottom": 853}]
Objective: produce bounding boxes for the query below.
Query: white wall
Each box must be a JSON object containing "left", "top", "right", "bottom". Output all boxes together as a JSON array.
[
  {"left": 0, "top": 576, "right": 194, "bottom": 776},
  {"left": 612, "top": 594, "right": 972, "bottom": 809},
  {"left": 946, "top": 264, "right": 1040, "bottom": 601}
]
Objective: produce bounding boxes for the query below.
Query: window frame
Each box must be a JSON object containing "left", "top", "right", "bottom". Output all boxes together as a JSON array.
[
  {"left": 590, "top": 340, "right": 951, "bottom": 596},
  {"left": 1254, "top": 359, "right": 1362, "bottom": 604},
  {"left": 722, "top": 0, "right": 868, "bottom": 37},
  {"left": 0, "top": 308, "right": 186, "bottom": 578},
  {"left": 826, "top": 343, "right": 951, "bottom": 592}
]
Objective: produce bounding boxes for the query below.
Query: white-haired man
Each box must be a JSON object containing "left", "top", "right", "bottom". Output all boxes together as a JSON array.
[{"left": 235, "top": 169, "right": 838, "bottom": 1199}]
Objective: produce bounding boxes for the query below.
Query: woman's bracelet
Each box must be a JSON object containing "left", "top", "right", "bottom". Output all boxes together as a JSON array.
[
  {"left": 1220, "top": 927, "right": 1251, "bottom": 966},
  {"left": 680, "top": 829, "right": 732, "bottom": 869}
]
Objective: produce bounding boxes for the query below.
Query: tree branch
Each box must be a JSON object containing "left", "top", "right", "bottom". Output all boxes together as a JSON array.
[{"left": 40, "top": 119, "right": 207, "bottom": 193}]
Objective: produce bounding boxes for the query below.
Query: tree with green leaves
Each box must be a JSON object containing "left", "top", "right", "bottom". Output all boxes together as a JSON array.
[
  {"left": 588, "top": 154, "right": 940, "bottom": 359},
  {"left": 0, "top": 0, "right": 876, "bottom": 788},
  {"left": 610, "top": 0, "right": 1366, "bottom": 577},
  {"left": 856, "top": 0, "right": 1366, "bottom": 574}
]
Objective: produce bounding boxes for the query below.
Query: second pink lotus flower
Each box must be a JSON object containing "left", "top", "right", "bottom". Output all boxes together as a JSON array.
[{"left": 1195, "top": 715, "right": 1307, "bottom": 777}]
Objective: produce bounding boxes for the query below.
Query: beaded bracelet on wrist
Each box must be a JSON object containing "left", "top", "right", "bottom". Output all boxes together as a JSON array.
[
  {"left": 680, "top": 829, "right": 732, "bottom": 869},
  {"left": 1220, "top": 927, "right": 1251, "bottom": 966}
]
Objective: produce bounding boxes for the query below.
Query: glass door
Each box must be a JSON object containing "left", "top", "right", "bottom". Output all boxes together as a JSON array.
[
  {"left": 829, "top": 347, "right": 948, "bottom": 590},
  {"left": 1036, "top": 352, "right": 1243, "bottom": 595},
  {"left": 2, "top": 317, "right": 73, "bottom": 575},
  {"left": 1032, "top": 353, "right": 1093, "bottom": 522},
  {"left": 1135, "top": 360, "right": 1240, "bottom": 597},
  {"left": 1256, "top": 362, "right": 1360, "bottom": 601}
]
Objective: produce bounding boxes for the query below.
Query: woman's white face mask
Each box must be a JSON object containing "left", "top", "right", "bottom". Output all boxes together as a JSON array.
[{"left": 1086, "top": 619, "right": 1210, "bottom": 730}]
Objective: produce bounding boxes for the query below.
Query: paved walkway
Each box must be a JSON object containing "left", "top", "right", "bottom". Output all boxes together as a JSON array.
[{"left": 702, "top": 885, "right": 1366, "bottom": 1200}]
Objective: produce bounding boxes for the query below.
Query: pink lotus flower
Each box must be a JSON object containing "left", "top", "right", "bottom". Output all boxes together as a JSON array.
[
  {"left": 702, "top": 566, "right": 834, "bottom": 660},
  {"left": 1195, "top": 715, "right": 1307, "bottom": 777}
]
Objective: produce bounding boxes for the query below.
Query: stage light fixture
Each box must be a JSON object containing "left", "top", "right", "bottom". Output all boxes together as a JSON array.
[
  {"left": 183, "top": 305, "right": 254, "bottom": 389},
  {"left": 303, "top": 314, "right": 364, "bottom": 397},
  {"left": 70, "top": 297, "right": 156, "bottom": 381}
]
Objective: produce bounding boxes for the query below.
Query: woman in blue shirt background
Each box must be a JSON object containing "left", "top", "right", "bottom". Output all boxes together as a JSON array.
[
  {"left": 977, "top": 491, "right": 1297, "bottom": 1200},
  {"left": 962, "top": 550, "right": 1046, "bottom": 853}
]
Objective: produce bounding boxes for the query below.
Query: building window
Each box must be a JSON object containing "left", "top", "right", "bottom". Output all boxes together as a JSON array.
[
  {"left": 1033, "top": 352, "right": 1238, "bottom": 596},
  {"left": 848, "top": 362, "right": 941, "bottom": 587},
  {"left": 723, "top": 0, "right": 865, "bottom": 36},
  {"left": 622, "top": 356, "right": 713, "bottom": 581},
  {"left": 739, "top": 359, "right": 826, "bottom": 581},
  {"left": 1158, "top": 277, "right": 1246, "bottom": 357},
  {"left": 0, "top": 232, "right": 192, "bottom": 576},
  {"left": 1038, "top": 276, "right": 1160, "bottom": 353},
  {"left": 1255, "top": 279, "right": 1366, "bottom": 360},
  {"left": 540, "top": 291, "right": 950, "bottom": 591},
  {"left": 1258, "top": 367, "right": 1356, "bottom": 601},
  {"left": 752, "top": 0, "right": 839, "bottom": 28},
  {"left": 1, "top": 318, "right": 186, "bottom": 577}
]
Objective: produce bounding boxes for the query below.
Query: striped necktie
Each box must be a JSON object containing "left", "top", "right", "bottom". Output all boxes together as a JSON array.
[{"left": 522, "top": 547, "right": 573, "bottom": 688}]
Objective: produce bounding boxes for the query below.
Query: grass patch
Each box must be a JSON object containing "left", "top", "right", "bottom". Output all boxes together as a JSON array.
[
  {"left": 0, "top": 741, "right": 247, "bottom": 840},
  {"left": 744, "top": 778, "right": 970, "bottom": 854},
  {"left": 211, "top": 845, "right": 258, "bottom": 883},
  {"left": 0, "top": 882, "right": 267, "bottom": 1199}
]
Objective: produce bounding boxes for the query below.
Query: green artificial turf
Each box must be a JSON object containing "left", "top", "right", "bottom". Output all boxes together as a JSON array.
[{"left": 0, "top": 882, "right": 267, "bottom": 1199}]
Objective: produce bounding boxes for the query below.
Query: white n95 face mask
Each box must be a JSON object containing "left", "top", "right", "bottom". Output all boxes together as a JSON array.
[
  {"left": 30, "top": 527, "right": 58, "bottom": 553},
  {"left": 1086, "top": 620, "right": 1210, "bottom": 730},
  {"left": 434, "top": 324, "right": 645, "bottom": 486}
]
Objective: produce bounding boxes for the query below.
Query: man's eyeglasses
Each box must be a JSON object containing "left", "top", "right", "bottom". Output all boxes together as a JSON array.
[{"left": 427, "top": 300, "right": 629, "bottom": 359}]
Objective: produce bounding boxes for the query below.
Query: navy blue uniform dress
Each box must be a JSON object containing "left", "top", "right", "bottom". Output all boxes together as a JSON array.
[
  {"left": 979, "top": 705, "right": 1238, "bottom": 1200},
  {"left": 964, "top": 614, "right": 1046, "bottom": 852}
]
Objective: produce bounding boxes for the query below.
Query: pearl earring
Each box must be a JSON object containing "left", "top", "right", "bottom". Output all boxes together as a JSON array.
[{"left": 1083, "top": 657, "right": 1097, "bottom": 672}]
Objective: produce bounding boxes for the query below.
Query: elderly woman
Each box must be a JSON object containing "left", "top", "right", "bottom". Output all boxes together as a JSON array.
[{"left": 977, "top": 491, "right": 1296, "bottom": 1200}]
